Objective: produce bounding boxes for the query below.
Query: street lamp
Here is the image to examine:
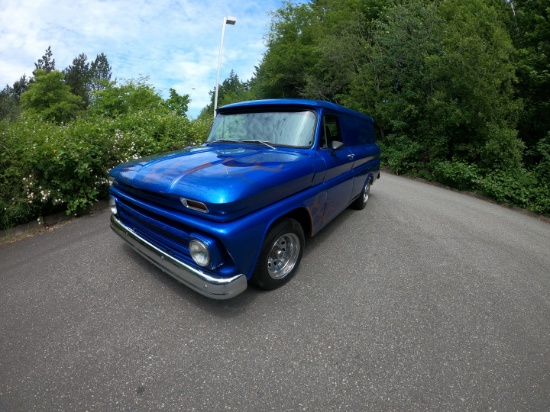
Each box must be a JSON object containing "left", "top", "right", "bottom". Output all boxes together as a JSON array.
[{"left": 214, "top": 16, "right": 237, "bottom": 119}]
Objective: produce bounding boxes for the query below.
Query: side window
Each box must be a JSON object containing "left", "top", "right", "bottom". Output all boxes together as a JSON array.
[
  {"left": 321, "top": 114, "right": 341, "bottom": 148},
  {"left": 340, "top": 115, "right": 374, "bottom": 146}
]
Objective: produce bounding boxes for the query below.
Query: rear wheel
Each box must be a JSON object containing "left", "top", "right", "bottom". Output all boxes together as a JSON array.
[
  {"left": 251, "top": 218, "right": 305, "bottom": 290},
  {"left": 351, "top": 178, "right": 371, "bottom": 210}
]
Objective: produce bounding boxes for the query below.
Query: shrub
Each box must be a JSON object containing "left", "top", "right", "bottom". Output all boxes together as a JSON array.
[
  {"left": 379, "top": 134, "right": 424, "bottom": 175},
  {"left": 0, "top": 110, "right": 211, "bottom": 230},
  {"left": 478, "top": 169, "right": 550, "bottom": 215},
  {"left": 432, "top": 160, "right": 481, "bottom": 191},
  {"left": 534, "top": 133, "right": 550, "bottom": 183}
]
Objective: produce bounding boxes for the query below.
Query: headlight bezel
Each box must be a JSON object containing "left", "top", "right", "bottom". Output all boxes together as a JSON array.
[
  {"left": 109, "top": 196, "right": 118, "bottom": 215},
  {"left": 188, "top": 234, "right": 224, "bottom": 270},
  {"left": 189, "top": 239, "right": 211, "bottom": 267}
]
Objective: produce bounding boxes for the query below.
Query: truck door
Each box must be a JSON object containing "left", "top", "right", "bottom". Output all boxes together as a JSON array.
[{"left": 317, "top": 114, "right": 354, "bottom": 225}]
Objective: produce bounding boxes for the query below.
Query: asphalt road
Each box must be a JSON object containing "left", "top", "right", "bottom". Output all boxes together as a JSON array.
[{"left": 1, "top": 173, "right": 549, "bottom": 412}]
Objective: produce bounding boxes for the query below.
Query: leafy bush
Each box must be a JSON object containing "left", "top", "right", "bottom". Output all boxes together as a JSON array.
[
  {"left": 0, "top": 110, "right": 211, "bottom": 230},
  {"left": 379, "top": 144, "right": 550, "bottom": 216},
  {"left": 478, "top": 169, "right": 550, "bottom": 215},
  {"left": 429, "top": 158, "right": 550, "bottom": 215},
  {"left": 19, "top": 70, "right": 84, "bottom": 123},
  {"left": 433, "top": 160, "right": 481, "bottom": 191},
  {"left": 533, "top": 133, "right": 550, "bottom": 183},
  {"left": 0, "top": 198, "right": 37, "bottom": 231},
  {"left": 379, "top": 134, "right": 424, "bottom": 176}
]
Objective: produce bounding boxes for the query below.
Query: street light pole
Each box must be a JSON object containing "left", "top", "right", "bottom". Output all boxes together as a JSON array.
[{"left": 214, "top": 16, "right": 236, "bottom": 119}]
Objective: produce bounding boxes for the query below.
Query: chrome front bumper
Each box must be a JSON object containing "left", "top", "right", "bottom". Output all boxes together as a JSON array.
[{"left": 110, "top": 214, "right": 247, "bottom": 300}]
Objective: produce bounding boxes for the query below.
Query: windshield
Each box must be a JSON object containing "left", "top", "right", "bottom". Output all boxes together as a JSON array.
[{"left": 207, "top": 110, "right": 316, "bottom": 148}]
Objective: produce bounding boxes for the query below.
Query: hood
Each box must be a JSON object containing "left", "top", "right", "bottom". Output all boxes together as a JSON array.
[{"left": 110, "top": 145, "right": 316, "bottom": 221}]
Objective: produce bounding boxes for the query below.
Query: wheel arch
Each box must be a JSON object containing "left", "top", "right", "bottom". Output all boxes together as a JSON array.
[
  {"left": 251, "top": 210, "right": 307, "bottom": 289},
  {"left": 280, "top": 207, "right": 312, "bottom": 238}
]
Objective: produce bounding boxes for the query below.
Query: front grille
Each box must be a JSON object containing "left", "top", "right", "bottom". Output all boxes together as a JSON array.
[
  {"left": 119, "top": 182, "right": 185, "bottom": 212},
  {"left": 116, "top": 192, "right": 193, "bottom": 264},
  {"left": 111, "top": 184, "right": 238, "bottom": 278}
]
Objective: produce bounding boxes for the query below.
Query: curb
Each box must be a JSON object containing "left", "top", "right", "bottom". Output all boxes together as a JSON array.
[{"left": 0, "top": 199, "right": 110, "bottom": 246}]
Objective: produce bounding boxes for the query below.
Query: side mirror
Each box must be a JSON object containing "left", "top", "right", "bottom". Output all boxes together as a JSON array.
[{"left": 331, "top": 140, "right": 344, "bottom": 153}]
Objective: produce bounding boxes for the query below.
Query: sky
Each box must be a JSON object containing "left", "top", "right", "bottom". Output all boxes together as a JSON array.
[{"left": 0, "top": 0, "right": 295, "bottom": 118}]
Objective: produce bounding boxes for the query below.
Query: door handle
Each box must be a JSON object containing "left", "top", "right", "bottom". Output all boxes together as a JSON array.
[{"left": 347, "top": 154, "right": 355, "bottom": 160}]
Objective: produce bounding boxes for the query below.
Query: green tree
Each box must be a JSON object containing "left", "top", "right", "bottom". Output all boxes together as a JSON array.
[
  {"left": 301, "top": 0, "right": 372, "bottom": 104},
  {"left": 200, "top": 71, "right": 251, "bottom": 118},
  {"left": 164, "top": 88, "right": 190, "bottom": 117},
  {"left": 89, "top": 78, "right": 164, "bottom": 117},
  {"left": 0, "top": 86, "right": 21, "bottom": 121},
  {"left": 33, "top": 46, "right": 55, "bottom": 75},
  {"left": 89, "top": 53, "right": 112, "bottom": 93},
  {"left": 64, "top": 53, "right": 91, "bottom": 107},
  {"left": 20, "top": 69, "right": 83, "bottom": 123},
  {"left": 64, "top": 53, "right": 112, "bottom": 108},
  {"left": 431, "top": 0, "right": 523, "bottom": 171},
  {"left": 250, "top": 0, "right": 399, "bottom": 131},
  {"left": 355, "top": 0, "right": 523, "bottom": 172},
  {"left": 510, "top": 0, "right": 550, "bottom": 162},
  {"left": 361, "top": 0, "right": 444, "bottom": 170},
  {"left": 11, "top": 74, "right": 30, "bottom": 99},
  {"left": 0, "top": 75, "right": 29, "bottom": 122},
  {"left": 533, "top": 132, "right": 550, "bottom": 182},
  {"left": 253, "top": 2, "right": 318, "bottom": 98},
  {"left": 63, "top": 53, "right": 111, "bottom": 107},
  {"left": 218, "top": 70, "right": 250, "bottom": 105}
]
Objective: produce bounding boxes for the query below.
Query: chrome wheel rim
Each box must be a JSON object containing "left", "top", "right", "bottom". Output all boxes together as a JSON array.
[
  {"left": 267, "top": 233, "right": 300, "bottom": 279},
  {"left": 362, "top": 181, "right": 370, "bottom": 204}
]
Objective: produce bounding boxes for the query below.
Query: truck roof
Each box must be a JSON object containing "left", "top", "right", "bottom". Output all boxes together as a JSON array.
[{"left": 218, "top": 98, "right": 374, "bottom": 123}]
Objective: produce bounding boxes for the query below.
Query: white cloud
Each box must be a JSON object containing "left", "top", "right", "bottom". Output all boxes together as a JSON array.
[{"left": 0, "top": 0, "right": 289, "bottom": 117}]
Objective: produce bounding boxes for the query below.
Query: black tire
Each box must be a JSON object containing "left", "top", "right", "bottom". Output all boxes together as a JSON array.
[
  {"left": 350, "top": 178, "right": 371, "bottom": 210},
  {"left": 251, "top": 218, "right": 305, "bottom": 290}
]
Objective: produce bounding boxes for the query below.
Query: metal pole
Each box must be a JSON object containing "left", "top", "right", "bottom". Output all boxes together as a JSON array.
[{"left": 213, "top": 17, "right": 236, "bottom": 119}]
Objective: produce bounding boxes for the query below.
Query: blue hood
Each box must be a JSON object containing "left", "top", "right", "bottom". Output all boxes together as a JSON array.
[{"left": 110, "top": 145, "right": 317, "bottom": 221}]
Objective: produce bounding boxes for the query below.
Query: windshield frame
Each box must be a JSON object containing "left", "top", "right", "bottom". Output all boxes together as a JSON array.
[{"left": 207, "top": 109, "right": 318, "bottom": 149}]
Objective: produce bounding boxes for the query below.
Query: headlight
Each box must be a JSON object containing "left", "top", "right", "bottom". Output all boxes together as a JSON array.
[
  {"left": 109, "top": 196, "right": 117, "bottom": 215},
  {"left": 189, "top": 239, "right": 210, "bottom": 267}
]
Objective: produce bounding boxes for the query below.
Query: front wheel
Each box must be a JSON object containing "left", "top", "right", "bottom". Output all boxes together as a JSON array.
[
  {"left": 350, "top": 179, "right": 371, "bottom": 210},
  {"left": 251, "top": 218, "right": 305, "bottom": 290}
]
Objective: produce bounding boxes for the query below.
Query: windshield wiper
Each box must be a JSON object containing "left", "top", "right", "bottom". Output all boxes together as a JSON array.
[{"left": 242, "top": 140, "right": 276, "bottom": 149}]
